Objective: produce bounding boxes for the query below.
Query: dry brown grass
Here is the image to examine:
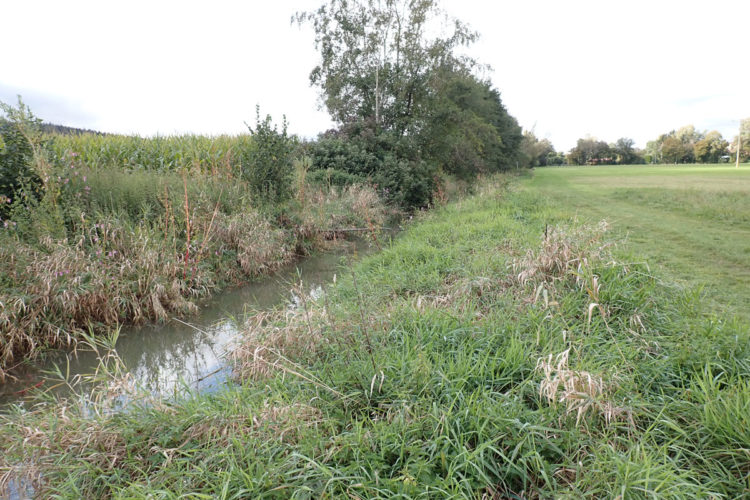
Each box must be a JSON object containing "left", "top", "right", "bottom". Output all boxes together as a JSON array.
[
  {"left": 0, "top": 206, "right": 299, "bottom": 380},
  {"left": 211, "top": 211, "right": 293, "bottom": 278},
  {"left": 514, "top": 220, "right": 610, "bottom": 286},
  {"left": 231, "top": 302, "right": 329, "bottom": 381},
  {"left": 536, "top": 349, "right": 629, "bottom": 427},
  {"left": 0, "top": 231, "right": 205, "bottom": 380},
  {"left": 294, "top": 184, "right": 387, "bottom": 243}
]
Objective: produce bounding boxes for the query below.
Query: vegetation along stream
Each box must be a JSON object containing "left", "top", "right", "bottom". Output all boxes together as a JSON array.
[{"left": 0, "top": 235, "right": 389, "bottom": 407}]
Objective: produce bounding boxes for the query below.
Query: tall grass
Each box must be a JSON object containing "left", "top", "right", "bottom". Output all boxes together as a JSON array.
[
  {"left": 2, "top": 175, "right": 747, "bottom": 497},
  {"left": 0, "top": 128, "right": 387, "bottom": 379}
]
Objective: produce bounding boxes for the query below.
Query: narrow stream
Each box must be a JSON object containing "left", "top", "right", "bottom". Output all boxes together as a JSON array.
[{"left": 0, "top": 236, "right": 387, "bottom": 407}]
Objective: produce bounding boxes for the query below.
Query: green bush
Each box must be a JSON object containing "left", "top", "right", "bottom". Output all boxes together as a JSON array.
[
  {"left": 0, "top": 100, "right": 43, "bottom": 217},
  {"left": 307, "top": 135, "right": 437, "bottom": 208},
  {"left": 308, "top": 136, "right": 377, "bottom": 178},
  {"left": 240, "top": 109, "right": 294, "bottom": 203},
  {"left": 372, "top": 156, "right": 436, "bottom": 208}
]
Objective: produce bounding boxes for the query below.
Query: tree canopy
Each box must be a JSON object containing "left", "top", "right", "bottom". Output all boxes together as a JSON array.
[
  {"left": 298, "top": 0, "right": 525, "bottom": 206},
  {"left": 296, "top": 0, "right": 477, "bottom": 136}
]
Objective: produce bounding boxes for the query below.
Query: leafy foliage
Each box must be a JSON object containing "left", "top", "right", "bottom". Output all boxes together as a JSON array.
[
  {"left": 307, "top": 132, "right": 437, "bottom": 208},
  {"left": 241, "top": 108, "right": 295, "bottom": 203},
  {"left": 421, "top": 68, "right": 523, "bottom": 175},
  {"left": 567, "top": 137, "right": 614, "bottom": 165},
  {"left": 520, "top": 130, "right": 557, "bottom": 167},
  {"left": 0, "top": 98, "right": 43, "bottom": 216},
  {"left": 693, "top": 131, "right": 729, "bottom": 163},
  {"left": 296, "top": 0, "right": 477, "bottom": 135}
]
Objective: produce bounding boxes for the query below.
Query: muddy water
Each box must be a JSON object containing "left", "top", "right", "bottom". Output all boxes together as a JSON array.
[{"left": 0, "top": 236, "right": 387, "bottom": 406}]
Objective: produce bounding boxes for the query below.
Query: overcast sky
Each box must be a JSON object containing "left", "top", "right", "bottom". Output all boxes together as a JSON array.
[{"left": 2, "top": 0, "right": 748, "bottom": 151}]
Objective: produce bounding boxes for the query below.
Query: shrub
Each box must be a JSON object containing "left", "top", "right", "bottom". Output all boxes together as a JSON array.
[
  {"left": 372, "top": 156, "right": 436, "bottom": 209},
  {"left": 240, "top": 108, "right": 294, "bottom": 203},
  {"left": 308, "top": 137, "right": 377, "bottom": 178},
  {"left": 307, "top": 135, "right": 437, "bottom": 209},
  {"left": 0, "top": 99, "right": 43, "bottom": 217}
]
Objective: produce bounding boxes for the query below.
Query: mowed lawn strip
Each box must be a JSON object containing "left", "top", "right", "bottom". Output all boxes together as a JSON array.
[{"left": 527, "top": 165, "right": 750, "bottom": 321}]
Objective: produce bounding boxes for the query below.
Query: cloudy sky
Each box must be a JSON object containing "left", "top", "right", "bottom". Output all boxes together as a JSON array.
[{"left": 2, "top": 0, "right": 748, "bottom": 151}]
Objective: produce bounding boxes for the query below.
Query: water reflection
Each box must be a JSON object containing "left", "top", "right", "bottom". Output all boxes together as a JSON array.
[{"left": 1, "top": 236, "right": 383, "bottom": 405}]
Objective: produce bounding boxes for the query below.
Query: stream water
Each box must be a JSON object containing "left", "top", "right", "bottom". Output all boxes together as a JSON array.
[{"left": 0, "top": 236, "right": 388, "bottom": 407}]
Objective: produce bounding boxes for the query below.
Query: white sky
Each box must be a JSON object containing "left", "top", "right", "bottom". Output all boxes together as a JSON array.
[{"left": 2, "top": 0, "right": 748, "bottom": 151}]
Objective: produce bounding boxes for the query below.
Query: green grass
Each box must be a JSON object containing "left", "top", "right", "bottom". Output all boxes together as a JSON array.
[
  {"left": 526, "top": 164, "right": 750, "bottom": 322},
  {"left": 2, "top": 174, "right": 748, "bottom": 498}
]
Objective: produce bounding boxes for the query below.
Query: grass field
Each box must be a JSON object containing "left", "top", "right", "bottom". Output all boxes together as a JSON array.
[
  {"left": 2, "top": 174, "right": 748, "bottom": 498},
  {"left": 526, "top": 164, "right": 750, "bottom": 322}
]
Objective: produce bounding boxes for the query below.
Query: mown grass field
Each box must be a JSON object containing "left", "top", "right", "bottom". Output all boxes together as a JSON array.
[
  {"left": 526, "top": 164, "right": 750, "bottom": 322},
  {"left": 2, "top": 174, "right": 748, "bottom": 498}
]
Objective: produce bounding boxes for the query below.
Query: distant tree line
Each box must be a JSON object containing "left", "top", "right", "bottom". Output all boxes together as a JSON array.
[
  {"left": 643, "top": 121, "right": 749, "bottom": 164},
  {"left": 40, "top": 122, "right": 108, "bottom": 136},
  {"left": 527, "top": 118, "right": 750, "bottom": 167}
]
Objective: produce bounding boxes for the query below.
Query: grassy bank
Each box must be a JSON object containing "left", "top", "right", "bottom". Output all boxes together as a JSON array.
[
  {"left": 0, "top": 127, "right": 387, "bottom": 380},
  {"left": 527, "top": 164, "right": 750, "bottom": 322},
  {"left": 2, "top": 174, "right": 748, "bottom": 498}
]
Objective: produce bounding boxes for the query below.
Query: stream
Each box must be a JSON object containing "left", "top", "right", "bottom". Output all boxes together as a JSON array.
[{"left": 0, "top": 235, "right": 388, "bottom": 407}]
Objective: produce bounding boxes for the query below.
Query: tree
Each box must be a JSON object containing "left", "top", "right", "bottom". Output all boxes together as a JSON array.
[
  {"left": 567, "top": 137, "right": 612, "bottom": 165},
  {"left": 420, "top": 68, "right": 522, "bottom": 175},
  {"left": 661, "top": 136, "right": 692, "bottom": 163},
  {"left": 674, "top": 124, "right": 703, "bottom": 146},
  {"left": 299, "top": 0, "right": 524, "bottom": 207},
  {"left": 520, "top": 131, "right": 555, "bottom": 167},
  {"left": 647, "top": 126, "right": 710, "bottom": 164},
  {"left": 644, "top": 138, "right": 663, "bottom": 164},
  {"left": 730, "top": 118, "right": 750, "bottom": 163},
  {"left": 612, "top": 137, "right": 638, "bottom": 164},
  {"left": 693, "top": 130, "right": 728, "bottom": 163},
  {"left": 296, "top": 0, "right": 477, "bottom": 136}
]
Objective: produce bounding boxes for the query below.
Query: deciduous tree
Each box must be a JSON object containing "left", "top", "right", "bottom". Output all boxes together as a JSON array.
[
  {"left": 693, "top": 131, "right": 728, "bottom": 163},
  {"left": 661, "top": 136, "right": 691, "bottom": 163},
  {"left": 296, "top": 0, "right": 477, "bottom": 136}
]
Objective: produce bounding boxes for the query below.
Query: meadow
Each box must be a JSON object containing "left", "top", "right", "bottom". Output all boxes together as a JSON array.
[
  {"left": 527, "top": 164, "right": 750, "bottom": 322},
  {"left": 2, "top": 171, "right": 748, "bottom": 498}
]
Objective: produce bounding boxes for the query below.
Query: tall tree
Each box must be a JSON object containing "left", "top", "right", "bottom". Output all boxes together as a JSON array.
[
  {"left": 612, "top": 137, "right": 638, "bottom": 164},
  {"left": 520, "top": 131, "right": 555, "bottom": 167},
  {"left": 693, "top": 131, "right": 728, "bottom": 163},
  {"left": 296, "top": 0, "right": 477, "bottom": 136},
  {"left": 730, "top": 118, "right": 750, "bottom": 163},
  {"left": 420, "top": 68, "right": 521, "bottom": 175},
  {"left": 568, "top": 137, "right": 612, "bottom": 165},
  {"left": 674, "top": 125, "right": 703, "bottom": 146},
  {"left": 661, "top": 136, "right": 692, "bottom": 163}
]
